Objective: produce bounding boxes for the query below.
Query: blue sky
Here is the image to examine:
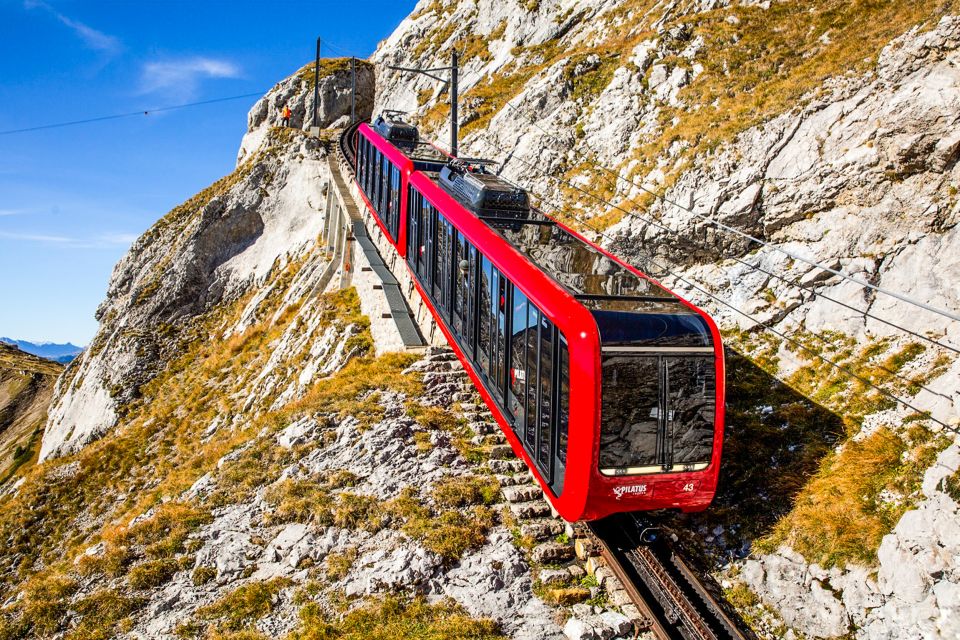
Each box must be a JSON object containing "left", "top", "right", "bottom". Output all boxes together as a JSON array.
[{"left": 0, "top": 0, "right": 414, "bottom": 345}]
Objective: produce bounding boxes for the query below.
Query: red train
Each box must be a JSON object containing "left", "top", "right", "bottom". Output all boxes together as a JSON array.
[{"left": 346, "top": 114, "right": 725, "bottom": 521}]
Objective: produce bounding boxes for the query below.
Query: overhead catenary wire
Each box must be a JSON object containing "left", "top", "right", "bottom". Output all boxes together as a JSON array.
[
  {"left": 491, "top": 97, "right": 960, "bottom": 325},
  {"left": 465, "top": 134, "right": 953, "bottom": 430},
  {"left": 0, "top": 92, "right": 269, "bottom": 137},
  {"left": 471, "top": 131, "right": 960, "bottom": 356}
]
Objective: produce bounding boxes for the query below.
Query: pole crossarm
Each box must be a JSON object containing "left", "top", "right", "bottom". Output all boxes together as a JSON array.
[
  {"left": 386, "top": 51, "right": 460, "bottom": 156},
  {"left": 386, "top": 65, "right": 449, "bottom": 83}
]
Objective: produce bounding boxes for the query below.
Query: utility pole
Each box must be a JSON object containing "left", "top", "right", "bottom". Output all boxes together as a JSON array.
[
  {"left": 387, "top": 49, "right": 461, "bottom": 156},
  {"left": 351, "top": 57, "right": 356, "bottom": 124},
  {"left": 450, "top": 50, "right": 458, "bottom": 157},
  {"left": 312, "top": 37, "right": 321, "bottom": 129}
]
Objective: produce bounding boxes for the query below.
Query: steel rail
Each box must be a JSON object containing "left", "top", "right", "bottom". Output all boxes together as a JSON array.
[{"left": 589, "top": 517, "right": 753, "bottom": 640}]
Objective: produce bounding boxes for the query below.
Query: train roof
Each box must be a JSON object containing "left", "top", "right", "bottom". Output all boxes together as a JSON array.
[{"left": 493, "top": 217, "right": 712, "bottom": 346}]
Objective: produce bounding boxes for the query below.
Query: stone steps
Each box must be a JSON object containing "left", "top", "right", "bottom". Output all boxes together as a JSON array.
[
  {"left": 509, "top": 500, "right": 552, "bottom": 519},
  {"left": 489, "top": 459, "right": 526, "bottom": 474},
  {"left": 521, "top": 518, "right": 565, "bottom": 541},
  {"left": 502, "top": 484, "right": 543, "bottom": 503}
]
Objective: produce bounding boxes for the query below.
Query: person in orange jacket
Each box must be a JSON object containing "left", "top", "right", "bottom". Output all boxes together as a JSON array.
[{"left": 281, "top": 105, "right": 291, "bottom": 127}]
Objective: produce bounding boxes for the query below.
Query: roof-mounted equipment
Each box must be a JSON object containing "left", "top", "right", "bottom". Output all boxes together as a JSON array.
[
  {"left": 439, "top": 160, "right": 530, "bottom": 219},
  {"left": 372, "top": 111, "right": 419, "bottom": 150}
]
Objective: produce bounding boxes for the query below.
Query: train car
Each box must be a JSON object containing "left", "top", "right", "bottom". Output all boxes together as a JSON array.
[
  {"left": 354, "top": 115, "right": 448, "bottom": 255},
  {"left": 348, "top": 118, "right": 725, "bottom": 522}
]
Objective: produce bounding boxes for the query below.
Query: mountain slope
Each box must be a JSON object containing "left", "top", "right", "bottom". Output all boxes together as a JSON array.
[
  {"left": 0, "top": 338, "right": 82, "bottom": 363},
  {"left": 0, "top": 344, "right": 60, "bottom": 483},
  {"left": 368, "top": 1, "right": 960, "bottom": 637}
]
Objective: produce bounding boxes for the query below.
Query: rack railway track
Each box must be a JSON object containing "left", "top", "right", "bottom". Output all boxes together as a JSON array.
[{"left": 590, "top": 514, "right": 754, "bottom": 640}]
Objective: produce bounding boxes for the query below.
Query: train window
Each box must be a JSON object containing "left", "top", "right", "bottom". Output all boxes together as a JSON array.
[
  {"left": 537, "top": 314, "right": 553, "bottom": 468},
  {"left": 424, "top": 201, "right": 435, "bottom": 290},
  {"left": 443, "top": 219, "right": 454, "bottom": 314},
  {"left": 406, "top": 189, "right": 418, "bottom": 264},
  {"left": 599, "top": 355, "right": 714, "bottom": 475},
  {"left": 390, "top": 165, "right": 401, "bottom": 240},
  {"left": 434, "top": 215, "right": 448, "bottom": 310},
  {"left": 453, "top": 232, "right": 472, "bottom": 339},
  {"left": 493, "top": 270, "right": 507, "bottom": 397},
  {"left": 525, "top": 304, "right": 539, "bottom": 449},
  {"left": 508, "top": 288, "right": 528, "bottom": 426},
  {"left": 599, "top": 356, "right": 660, "bottom": 473},
  {"left": 477, "top": 257, "right": 492, "bottom": 376},
  {"left": 664, "top": 357, "right": 715, "bottom": 466},
  {"left": 467, "top": 244, "right": 478, "bottom": 358},
  {"left": 380, "top": 155, "right": 389, "bottom": 232},
  {"left": 557, "top": 339, "right": 569, "bottom": 467}
]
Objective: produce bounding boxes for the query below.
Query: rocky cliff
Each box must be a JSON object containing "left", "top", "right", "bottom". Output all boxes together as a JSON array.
[{"left": 368, "top": 1, "right": 960, "bottom": 637}]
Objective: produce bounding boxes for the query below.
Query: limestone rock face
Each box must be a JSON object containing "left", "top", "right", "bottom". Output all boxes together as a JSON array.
[
  {"left": 368, "top": 4, "right": 960, "bottom": 638},
  {"left": 237, "top": 59, "right": 375, "bottom": 163},
  {"left": 41, "top": 132, "right": 333, "bottom": 461}
]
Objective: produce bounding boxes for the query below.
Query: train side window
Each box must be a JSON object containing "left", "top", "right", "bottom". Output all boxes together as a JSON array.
[
  {"left": 406, "top": 189, "right": 417, "bottom": 264},
  {"left": 467, "top": 244, "right": 478, "bottom": 358},
  {"left": 477, "top": 256, "right": 492, "bottom": 377},
  {"left": 557, "top": 338, "right": 569, "bottom": 467},
  {"left": 525, "top": 304, "right": 539, "bottom": 449},
  {"left": 390, "top": 165, "right": 401, "bottom": 240},
  {"left": 380, "top": 155, "right": 389, "bottom": 233},
  {"left": 508, "top": 288, "right": 528, "bottom": 428},
  {"left": 424, "top": 202, "right": 435, "bottom": 291},
  {"left": 493, "top": 270, "right": 507, "bottom": 397},
  {"left": 433, "top": 215, "right": 445, "bottom": 307},
  {"left": 538, "top": 314, "right": 554, "bottom": 469},
  {"left": 454, "top": 232, "right": 470, "bottom": 338}
]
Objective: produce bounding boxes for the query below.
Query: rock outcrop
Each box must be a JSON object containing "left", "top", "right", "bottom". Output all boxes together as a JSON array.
[
  {"left": 41, "top": 128, "right": 342, "bottom": 461},
  {"left": 237, "top": 58, "right": 375, "bottom": 163}
]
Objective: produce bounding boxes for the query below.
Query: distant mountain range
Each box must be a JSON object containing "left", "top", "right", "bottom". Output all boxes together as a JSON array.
[{"left": 0, "top": 338, "right": 83, "bottom": 363}]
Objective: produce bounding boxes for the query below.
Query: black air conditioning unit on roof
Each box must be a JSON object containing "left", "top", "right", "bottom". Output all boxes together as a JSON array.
[
  {"left": 439, "top": 161, "right": 530, "bottom": 219},
  {"left": 372, "top": 112, "right": 419, "bottom": 150}
]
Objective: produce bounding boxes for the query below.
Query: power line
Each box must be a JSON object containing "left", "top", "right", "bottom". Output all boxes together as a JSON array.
[
  {"left": 469, "top": 130, "right": 960, "bottom": 356},
  {"left": 491, "top": 97, "right": 960, "bottom": 325},
  {"left": 468, "top": 135, "right": 952, "bottom": 430},
  {"left": 0, "top": 91, "right": 267, "bottom": 137}
]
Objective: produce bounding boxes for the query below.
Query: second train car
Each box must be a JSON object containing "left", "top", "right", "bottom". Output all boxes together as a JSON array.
[{"left": 350, "top": 114, "right": 725, "bottom": 522}]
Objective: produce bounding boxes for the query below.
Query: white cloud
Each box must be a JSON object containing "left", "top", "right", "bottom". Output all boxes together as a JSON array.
[
  {"left": 0, "top": 230, "right": 137, "bottom": 248},
  {"left": 24, "top": 1, "right": 122, "bottom": 55},
  {"left": 140, "top": 57, "right": 242, "bottom": 100},
  {"left": 0, "top": 209, "right": 30, "bottom": 217}
]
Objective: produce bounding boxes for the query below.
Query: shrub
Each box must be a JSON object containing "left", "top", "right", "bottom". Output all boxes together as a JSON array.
[
  {"left": 193, "top": 578, "right": 292, "bottom": 632},
  {"left": 431, "top": 475, "right": 500, "bottom": 508},
  {"left": 192, "top": 566, "right": 217, "bottom": 586},
  {"left": 287, "top": 595, "right": 505, "bottom": 640},
  {"left": 128, "top": 558, "right": 181, "bottom": 590}
]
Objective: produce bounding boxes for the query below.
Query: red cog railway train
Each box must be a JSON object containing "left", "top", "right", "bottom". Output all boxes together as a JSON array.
[{"left": 347, "top": 114, "right": 726, "bottom": 522}]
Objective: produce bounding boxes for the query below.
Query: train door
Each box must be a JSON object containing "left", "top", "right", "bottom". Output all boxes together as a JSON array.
[
  {"left": 508, "top": 288, "right": 528, "bottom": 436},
  {"left": 551, "top": 338, "right": 569, "bottom": 496},
  {"left": 492, "top": 270, "right": 507, "bottom": 400},
  {"left": 478, "top": 257, "right": 492, "bottom": 377}
]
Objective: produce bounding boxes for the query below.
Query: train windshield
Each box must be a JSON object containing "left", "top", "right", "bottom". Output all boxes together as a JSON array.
[{"left": 599, "top": 354, "right": 716, "bottom": 475}]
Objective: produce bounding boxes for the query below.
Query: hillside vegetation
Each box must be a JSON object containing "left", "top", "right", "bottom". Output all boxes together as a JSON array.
[{"left": 0, "top": 343, "right": 61, "bottom": 484}]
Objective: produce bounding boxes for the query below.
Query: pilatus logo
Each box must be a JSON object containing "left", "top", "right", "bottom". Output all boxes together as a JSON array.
[{"left": 613, "top": 484, "right": 648, "bottom": 500}]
